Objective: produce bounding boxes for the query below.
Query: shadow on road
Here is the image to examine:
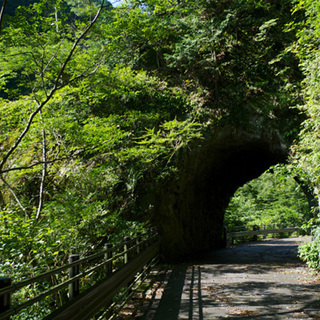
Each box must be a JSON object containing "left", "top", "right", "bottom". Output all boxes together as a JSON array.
[
  {"left": 151, "top": 265, "right": 187, "bottom": 320},
  {"left": 120, "top": 237, "right": 320, "bottom": 320},
  {"left": 144, "top": 265, "right": 204, "bottom": 320}
]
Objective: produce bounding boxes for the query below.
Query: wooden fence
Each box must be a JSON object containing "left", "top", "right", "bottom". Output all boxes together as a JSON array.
[
  {"left": 0, "top": 231, "right": 159, "bottom": 320},
  {"left": 226, "top": 224, "right": 301, "bottom": 244}
]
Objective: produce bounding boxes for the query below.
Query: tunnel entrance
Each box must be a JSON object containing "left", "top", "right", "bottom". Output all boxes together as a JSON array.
[
  {"left": 153, "top": 126, "right": 292, "bottom": 261},
  {"left": 224, "top": 170, "right": 310, "bottom": 235}
]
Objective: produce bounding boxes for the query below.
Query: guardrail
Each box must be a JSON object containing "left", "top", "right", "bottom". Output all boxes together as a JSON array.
[
  {"left": 0, "top": 230, "right": 159, "bottom": 320},
  {"left": 226, "top": 224, "right": 301, "bottom": 245}
]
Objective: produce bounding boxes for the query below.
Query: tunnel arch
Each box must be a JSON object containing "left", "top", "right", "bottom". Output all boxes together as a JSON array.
[{"left": 152, "top": 125, "right": 289, "bottom": 261}]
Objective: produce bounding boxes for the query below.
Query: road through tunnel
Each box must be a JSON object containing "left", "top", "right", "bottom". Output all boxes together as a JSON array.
[{"left": 153, "top": 127, "right": 288, "bottom": 261}]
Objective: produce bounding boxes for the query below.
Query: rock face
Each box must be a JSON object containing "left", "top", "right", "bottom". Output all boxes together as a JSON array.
[{"left": 153, "top": 125, "right": 288, "bottom": 261}]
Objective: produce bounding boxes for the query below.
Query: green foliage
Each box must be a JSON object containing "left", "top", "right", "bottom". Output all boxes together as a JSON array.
[
  {"left": 299, "top": 226, "right": 320, "bottom": 271},
  {"left": 0, "top": 2, "right": 204, "bottom": 305},
  {"left": 109, "top": 0, "right": 302, "bottom": 130},
  {"left": 225, "top": 171, "right": 310, "bottom": 228},
  {"left": 289, "top": 0, "right": 320, "bottom": 184},
  {"left": 282, "top": 0, "right": 320, "bottom": 271},
  {"left": 0, "top": 0, "right": 316, "bottom": 313}
]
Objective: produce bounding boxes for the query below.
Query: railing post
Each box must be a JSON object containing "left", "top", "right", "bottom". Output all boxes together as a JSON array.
[
  {"left": 141, "top": 233, "right": 146, "bottom": 252},
  {"left": 252, "top": 225, "right": 259, "bottom": 242},
  {"left": 136, "top": 232, "right": 142, "bottom": 255},
  {"left": 0, "top": 277, "right": 11, "bottom": 319},
  {"left": 149, "top": 228, "right": 154, "bottom": 244},
  {"left": 104, "top": 243, "right": 113, "bottom": 274},
  {"left": 69, "top": 254, "right": 80, "bottom": 300},
  {"left": 144, "top": 229, "right": 150, "bottom": 248},
  {"left": 273, "top": 224, "right": 276, "bottom": 238},
  {"left": 223, "top": 226, "right": 227, "bottom": 248},
  {"left": 124, "top": 236, "right": 131, "bottom": 264}
]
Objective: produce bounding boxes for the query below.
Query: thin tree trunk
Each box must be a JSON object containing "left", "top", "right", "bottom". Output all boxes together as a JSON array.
[
  {"left": 36, "top": 112, "right": 47, "bottom": 220},
  {"left": 0, "top": 0, "right": 8, "bottom": 35},
  {"left": 0, "top": 175, "right": 27, "bottom": 215},
  {"left": 0, "top": 1, "right": 105, "bottom": 212},
  {"left": 0, "top": 0, "right": 105, "bottom": 174},
  {"left": 54, "top": 5, "right": 59, "bottom": 33}
]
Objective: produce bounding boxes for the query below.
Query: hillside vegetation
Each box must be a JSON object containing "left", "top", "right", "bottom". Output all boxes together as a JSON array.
[{"left": 1, "top": 0, "right": 320, "bottom": 284}]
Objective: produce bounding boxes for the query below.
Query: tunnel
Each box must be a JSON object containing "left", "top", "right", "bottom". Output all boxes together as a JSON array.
[{"left": 152, "top": 125, "right": 288, "bottom": 261}]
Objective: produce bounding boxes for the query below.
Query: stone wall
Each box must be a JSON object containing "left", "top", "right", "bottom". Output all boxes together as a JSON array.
[{"left": 153, "top": 125, "right": 288, "bottom": 261}]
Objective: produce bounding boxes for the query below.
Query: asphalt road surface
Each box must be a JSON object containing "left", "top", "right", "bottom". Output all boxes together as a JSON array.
[{"left": 119, "top": 237, "right": 320, "bottom": 320}]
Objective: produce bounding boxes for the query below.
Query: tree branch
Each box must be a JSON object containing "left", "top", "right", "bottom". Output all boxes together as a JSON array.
[
  {"left": 0, "top": 174, "right": 26, "bottom": 213},
  {"left": 0, "top": 0, "right": 105, "bottom": 173},
  {"left": 0, "top": 138, "right": 113, "bottom": 174},
  {"left": 0, "top": 0, "right": 8, "bottom": 36},
  {"left": 36, "top": 112, "right": 47, "bottom": 220}
]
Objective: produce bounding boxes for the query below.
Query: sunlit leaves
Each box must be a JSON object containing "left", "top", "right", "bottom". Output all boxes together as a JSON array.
[
  {"left": 225, "top": 172, "right": 309, "bottom": 227},
  {"left": 290, "top": 0, "right": 320, "bottom": 190},
  {"left": 125, "top": 118, "right": 202, "bottom": 164}
]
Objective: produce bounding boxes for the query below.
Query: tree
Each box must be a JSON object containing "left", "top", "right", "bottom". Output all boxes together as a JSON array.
[
  {"left": 107, "top": 0, "right": 302, "bottom": 125},
  {"left": 0, "top": 1, "right": 202, "bottom": 294},
  {"left": 0, "top": 0, "right": 8, "bottom": 34},
  {"left": 225, "top": 170, "right": 310, "bottom": 228},
  {"left": 287, "top": 0, "right": 320, "bottom": 271},
  {"left": 0, "top": 0, "right": 107, "bottom": 217}
]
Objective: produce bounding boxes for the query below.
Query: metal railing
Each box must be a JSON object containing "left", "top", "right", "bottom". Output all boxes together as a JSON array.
[
  {"left": 0, "top": 231, "right": 159, "bottom": 320},
  {"left": 226, "top": 224, "right": 302, "bottom": 244}
]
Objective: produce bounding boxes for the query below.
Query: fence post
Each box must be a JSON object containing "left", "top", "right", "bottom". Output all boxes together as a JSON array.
[
  {"left": 104, "top": 243, "right": 113, "bottom": 274},
  {"left": 0, "top": 277, "right": 11, "bottom": 319},
  {"left": 272, "top": 224, "right": 276, "bottom": 238},
  {"left": 69, "top": 254, "right": 80, "bottom": 300},
  {"left": 252, "top": 225, "right": 259, "bottom": 242},
  {"left": 124, "top": 236, "right": 131, "bottom": 264},
  {"left": 223, "top": 226, "right": 227, "bottom": 248},
  {"left": 149, "top": 228, "right": 154, "bottom": 245},
  {"left": 136, "top": 232, "right": 142, "bottom": 255},
  {"left": 141, "top": 233, "right": 146, "bottom": 252}
]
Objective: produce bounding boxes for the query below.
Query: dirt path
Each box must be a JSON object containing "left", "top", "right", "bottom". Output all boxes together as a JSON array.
[{"left": 119, "top": 237, "right": 320, "bottom": 320}]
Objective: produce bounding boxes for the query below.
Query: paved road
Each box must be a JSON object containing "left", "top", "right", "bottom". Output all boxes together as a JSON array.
[{"left": 119, "top": 237, "right": 320, "bottom": 320}]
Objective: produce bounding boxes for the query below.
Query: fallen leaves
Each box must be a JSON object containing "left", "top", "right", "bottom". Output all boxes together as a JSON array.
[{"left": 229, "top": 308, "right": 260, "bottom": 316}]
